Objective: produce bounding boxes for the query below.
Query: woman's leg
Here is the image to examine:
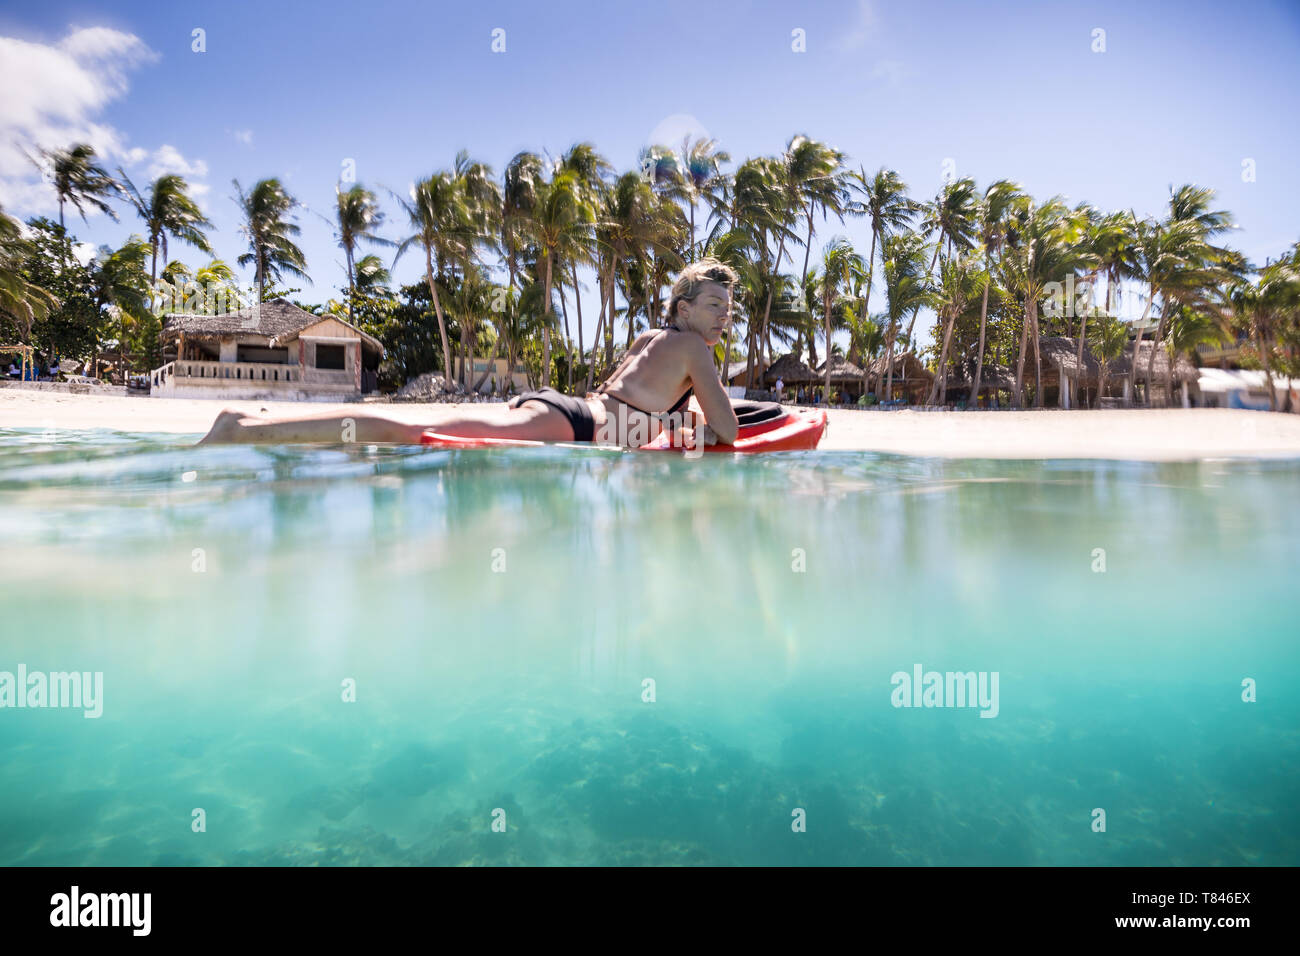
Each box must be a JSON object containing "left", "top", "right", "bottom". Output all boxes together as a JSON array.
[
  {"left": 198, "top": 407, "right": 429, "bottom": 444},
  {"left": 198, "top": 401, "right": 576, "bottom": 445}
]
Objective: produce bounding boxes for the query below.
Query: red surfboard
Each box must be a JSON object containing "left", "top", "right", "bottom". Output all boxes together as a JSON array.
[{"left": 419, "top": 408, "right": 827, "bottom": 453}]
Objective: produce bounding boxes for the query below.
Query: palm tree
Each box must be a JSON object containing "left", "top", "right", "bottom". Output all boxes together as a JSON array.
[
  {"left": 233, "top": 178, "right": 308, "bottom": 301},
  {"left": 0, "top": 205, "right": 59, "bottom": 352},
  {"left": 445, "top": 264, "right": 495, "bottom": 392},
  {"left": 846, "top": 167, "right": 918, "bottom": 348},
  {"left": 729, "top": 156, "right": 794, "bottom": 386},
  {"left": 36, "top": 144, "right": 119, "bottom": 229},
  {"left": 1229, "top": 262, "right": 1300, "bottom": 411},
  {"left": 1125, "top": 214, "right": 1204, "bottom": 405},
  {"left": 192, "top": 258, "right": 243, "bottom": 313},
  {"left": 677, "top": 136, "right": 731, "bottom": 259},
  {"left": 449, "top": 152, "right": 502, "bottom": 388},
  {"left": 1077, "top": 209, "right": 1140, "bottom": 404},
  {"left": 910, "top": 177, "right": 978, "bottom": 352},
  {"left": 928, "top": 252, "right": 982, "bottom": 405},
  {"left": 352, "top": 254, "right": 392, "bottom": 297},
  {"left": 789, "top": 138, "right": 847, "bottom": 324},
  {"left": 558, "top": 143, "right": 613, "bottom": 391},
  {"left": 335, "top": 185, "right": 392, "bottom": 320},
  {"left": 1089, "top": 313, "right": 1129, "bottom": 405},
  {"left": 394, "top": 171, "right": 469, "bottom": 387},
  {"left": 755, "top": 137, "right": 840, "bottom": 377},
  {"left": 879, "top": 233, "right": 934, "bottom": 401},
  {"left": 531, "top": 169, "right": 596, "bottom": 389},
  {"left": 920, "top": 177, "right": 979, "bottom": 274},
  {"left": 119, "top": 173, "right": 213, "bottom": 284},
  {"left": 88, "top": 238, "right": 152, "bottom": 379},
  {"left": 818, "top": 238, "right": 865, "bottom": 398},
  {"left": 1001, "top": 196, "right": 1089, "bottom": 407},
  {"left": 1142, "top": 185, "right": 1236, "bottom": 400},
  {"left": 501, "top": 151, "right": 546, "bottom": 296},
  {"left": 846, "top": 307, "right": 885, "bottom": 398},
  {"left": 969, "top": 180, "right": 1021, "bottom": 405},
  {"left": 1164, "top": 304, "right": 1231, "bottom": 407}
]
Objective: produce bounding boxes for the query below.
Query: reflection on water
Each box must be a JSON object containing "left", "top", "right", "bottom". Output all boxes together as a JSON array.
[{"left": 0, "top": 427, "right": 1297, "bottom": 865}]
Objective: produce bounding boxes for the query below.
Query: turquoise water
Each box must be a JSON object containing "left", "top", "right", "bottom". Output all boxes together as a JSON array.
[{"left": 0, "top": 426, "right": 1296, "bottom": 866}]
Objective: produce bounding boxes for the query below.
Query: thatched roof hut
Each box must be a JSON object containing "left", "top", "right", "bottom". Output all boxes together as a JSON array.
[
  {"left": 1035, "top": 336, "right": 1102, "bottom": 388},
  {"left": 1105, "top": 341, "right": 1199, "bottom": 384},
  {"left": 949, "top": 359, "right": 1016, "bottom": 392},
  {"left": 724, "top": 358, "right": 770, "bottom": 386},
  {"left": 868, "top": 352, "right": 935, "bottom": 402},
  {"left": 869, "top": 351, "right": 934, "bottom": 383},
  {"left": 762, "top": 352, "right": 817, "bottom": 384},
  {"left": 813, "top": 354, "right": 866, "bottom": 381}
]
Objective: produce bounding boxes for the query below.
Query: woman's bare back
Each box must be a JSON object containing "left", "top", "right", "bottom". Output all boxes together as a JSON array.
[{"left": 591, "top": 328, "right": 693, "bottom": 413}]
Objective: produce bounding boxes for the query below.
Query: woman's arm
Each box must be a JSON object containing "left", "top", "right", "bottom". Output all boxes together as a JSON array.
[{"left": 684, "top": 341, "right": 739, "bottom": 445}]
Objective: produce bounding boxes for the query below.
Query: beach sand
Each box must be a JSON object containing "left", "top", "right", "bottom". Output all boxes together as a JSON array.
[{"left": 2, "top": 385, "right": 1299, "bottom": 460}]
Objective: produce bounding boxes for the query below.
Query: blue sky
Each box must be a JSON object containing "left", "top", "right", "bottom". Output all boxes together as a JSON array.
[{"left": 2, "top": 0, "right": 1298, "bottom": 354}]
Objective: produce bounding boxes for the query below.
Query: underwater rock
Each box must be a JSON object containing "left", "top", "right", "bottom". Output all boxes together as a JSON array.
[{"left": 364, "top": 741, "right": 468, "bottom": 799}]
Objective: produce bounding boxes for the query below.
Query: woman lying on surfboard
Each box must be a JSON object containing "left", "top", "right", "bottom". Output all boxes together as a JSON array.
[{"left": 198, "top": 258, "right": 742, "bottom": 448}]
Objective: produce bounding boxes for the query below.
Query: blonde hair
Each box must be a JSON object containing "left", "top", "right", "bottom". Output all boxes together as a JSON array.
[{"left": 664, "top": 257, "right": 738, "bottom": 327}]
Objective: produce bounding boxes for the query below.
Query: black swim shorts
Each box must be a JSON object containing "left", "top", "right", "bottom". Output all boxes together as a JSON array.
[{"left": 510, "top": 387, "right": 596, "bottom": 441}]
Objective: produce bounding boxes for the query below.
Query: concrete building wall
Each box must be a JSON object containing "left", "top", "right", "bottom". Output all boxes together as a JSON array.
[{"left": 151, "top": 379, "right": 359, "bottom": 402}]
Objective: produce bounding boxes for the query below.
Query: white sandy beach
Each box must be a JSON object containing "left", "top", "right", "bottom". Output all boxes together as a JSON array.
[{"left": 2, "top": 385, "right": 1299, "bottom": 460}]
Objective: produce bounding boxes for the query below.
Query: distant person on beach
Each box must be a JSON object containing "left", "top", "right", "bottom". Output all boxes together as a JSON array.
[
  {"left": 200, "top": 258, "right": 743, "bottom": 448},
  {"left": 7, "top": 362, "right": 18, "bottom": 378}
]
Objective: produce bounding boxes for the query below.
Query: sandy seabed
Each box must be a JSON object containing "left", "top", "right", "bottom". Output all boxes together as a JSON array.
[{"left": 2, "top": 385, "right": 1300, "bottom": 460}]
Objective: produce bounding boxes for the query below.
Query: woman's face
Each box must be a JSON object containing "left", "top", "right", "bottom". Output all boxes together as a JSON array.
[{"left": 679, "top": 282, "right": 732, "bottom": 345}]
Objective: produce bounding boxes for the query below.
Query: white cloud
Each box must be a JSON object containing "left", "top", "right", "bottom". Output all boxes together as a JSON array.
[
  {"left": 72, "top": 242, "right": 96, "bottom": 267},
  {"left": 145, "top": 144, "right": 210, "bottom": 196},
  {"left": 834, "top": 0, "right": 877, "bottom": 53},
  {"left": 229, "top": 128, "right": 253, "bottom": 146},
  {"left": 0, "top": 26, "right": 158, "bottom": 216}
]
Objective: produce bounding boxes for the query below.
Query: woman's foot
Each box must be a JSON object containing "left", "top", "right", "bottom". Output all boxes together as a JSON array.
[{"left": 197, "top": 407, "right": 260, "bottom": 444}]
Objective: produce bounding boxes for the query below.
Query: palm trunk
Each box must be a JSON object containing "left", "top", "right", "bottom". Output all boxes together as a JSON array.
[
  {"left": 542, "top": 254, "right": 554, "bottom": 389},
  {"left": 1256, "top": 327, "right": 1278, "bottom": 411},
  {"left": 473, "top": 328, "right": 502, "bottom": 392},
  {"left": 1031, "top": 297, "right": 1044, "bottom": 408},
  {"left": 929, "top": 306, "right": 958, "bottom": 405},
  {"left": 800, "top": 199, "right": 816, "bottom": 294},
  {"left": 620, "top": 262, "right": 638, "bottom": 351},
  {"left": 425, "top": 245, "right": 453, "bottom": 388},
  {"left": 1075, "top": 313, "right": 1090, "bottom": 409},
  {"left": 863, "top": 224, "right": 878, "bottom": 320},
  {"left": 823, "top": 291, "right": 832, "bottom": 399},
  {"left": 1013, "top": 303, "right": 1030, "bottom": 408},
  {"left": 559, "top": 280, "right": 573, "bottom": 394},
  {"left": 571, "top": 259, "right": 584, "bottom": 390},
  {"left": 753, "top": 232, "right": 787, "bottom": 387},
  {"left": 345, "top": 244, "right": 356, "bottom": 323},
  {"left": 1146, "top": 310, "right": 1169, "bottom": 401},
  {"left": 1128, "top": 287, "right": 1155, "bottom": 407},
  {"left": 603, "top": 254, "right": 618, "bottom": 371},
  {"left": 883, "top": 319, "right": 896, "bottom": 402},
  {"left": 971, "top": 261, "right": 991, "bottom": 407},
  {"left": 587, "top": 258, "right": 616, "bottom": 392}
]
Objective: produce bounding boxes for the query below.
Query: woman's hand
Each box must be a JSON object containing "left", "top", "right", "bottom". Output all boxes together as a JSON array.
[{"left": 694, "top": 424, "right": 721, "bottom": 447}]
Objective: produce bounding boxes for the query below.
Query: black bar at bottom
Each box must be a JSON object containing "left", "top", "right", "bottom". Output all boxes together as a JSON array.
[{"left": 0, "top": 866, "right": 1277, "bottom": 942}]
